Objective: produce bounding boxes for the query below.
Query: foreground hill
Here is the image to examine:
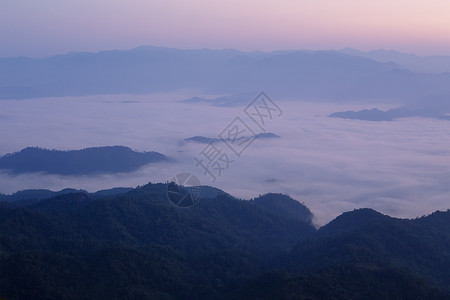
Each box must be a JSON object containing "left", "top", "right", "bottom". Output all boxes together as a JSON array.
[
  {"left": 0, "top": 146, "right": 168, "bottom": 175},
  {"left": 0, "top": 184, "right": 449, "bottom": 299},
  {"left": 0, "top": 183, "right": 314, "bottom": 299},
  {"left": 239, "top": 208, "right": 450, "bottom": 299}
]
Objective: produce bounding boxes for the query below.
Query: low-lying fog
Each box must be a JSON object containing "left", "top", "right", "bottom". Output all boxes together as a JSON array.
[{"left": 1, "top": 92, "right": 449, "bottom": 225}]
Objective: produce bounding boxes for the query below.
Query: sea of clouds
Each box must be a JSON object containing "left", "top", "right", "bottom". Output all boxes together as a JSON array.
[{"left": 1, "top": 92, "right": 449, "bottom": 225}]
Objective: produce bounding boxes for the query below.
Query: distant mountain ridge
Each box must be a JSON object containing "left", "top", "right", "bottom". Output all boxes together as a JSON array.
[
  {"left": 339, "top": 48, "right": 450, "bottom": 73},
  {"left": 2, "top": 46, "right": 450, "bottom": 101},
  {"left": 0, "top": 146, "right": 168, "bottom": 175}
]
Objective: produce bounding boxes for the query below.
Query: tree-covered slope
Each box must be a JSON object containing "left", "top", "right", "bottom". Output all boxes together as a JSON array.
[
  {"left": 237, "top": 208, "right": 450, "bottom": 299},
  {"left": 0, "top": 185, "right": 449, "bottom": 299},
  {"left": 0, "top": 183, "right": 314, "bottom": 299}
]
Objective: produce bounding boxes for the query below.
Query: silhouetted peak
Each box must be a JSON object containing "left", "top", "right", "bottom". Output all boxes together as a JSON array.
[
  {"left": 319, "top": 208, "right": 389, "bottom": 235},
  {"left": 413, "top": 209, "right": 450, "bottom": 229},
  {"left": 251, "top": 193, "right": 313, "bottom": 224}
]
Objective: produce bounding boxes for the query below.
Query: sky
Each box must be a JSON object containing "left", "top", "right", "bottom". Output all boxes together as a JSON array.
[{"left": 1, "top": 0, "right": 450, "bottom": 57}]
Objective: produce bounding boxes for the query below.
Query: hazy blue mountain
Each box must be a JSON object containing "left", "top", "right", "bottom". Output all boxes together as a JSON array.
[
  {"left": 181, "top": 93, "right": 258, "bottom": 107},
  {"left": 329, "top": 94, "right": 450, "bottom": 121},
  {"left": 210, "top": 51, "right": 449, "bottom": 100},
  {"left": 182, "top": 133, "right": 280, "bottom": 145},
  {"left": 0, "top": 46, "right": 251, "bottom": 99},
  {"left": 2, "top": 46, "right": 450, "bottom": 101},
  {"left": 340, "top": 48, "right": 450, "bottom": 73},
  {"left": 0, "top": 183, "right": 449, "bottom": 299},
  {"left": 183, "top": 136, "right": 222, "bottom": 144},
  {"left": 329, "top": 108, "right": 393, "bottom": 121},
  {"left": 255, "top": 132, "right": 281, "bottom": 139},
  {"left": 0, "top": 146, "right": 168, "bottom": 175}
]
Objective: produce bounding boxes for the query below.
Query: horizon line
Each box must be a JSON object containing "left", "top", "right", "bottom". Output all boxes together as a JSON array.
[{"left": 1, "top": 44, "right": 448, "bottom": 60}]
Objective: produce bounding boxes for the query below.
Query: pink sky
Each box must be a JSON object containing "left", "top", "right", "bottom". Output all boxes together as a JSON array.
[{"left": 1, "top": 0, "right": 449, "bottom": 57}]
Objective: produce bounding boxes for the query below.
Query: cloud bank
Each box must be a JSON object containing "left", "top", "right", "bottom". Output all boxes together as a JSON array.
[{"left": 0, "top": 93, "right": 449, "bottom": 225}]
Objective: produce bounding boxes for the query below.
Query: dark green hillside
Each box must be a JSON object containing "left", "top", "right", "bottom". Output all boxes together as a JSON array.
[
  {"left": 0, "top": 183, "right": 314, "bottom": 299},
  {"left": 0, "top": 184, "right": 449, "bottom": 299},
  {"left": 242, "top": 208, "right": 450, "bottom": 299},
  {"left": 235, "top": 266, "right": 449, "bottom": 299},
  {"left": 0, "top": 187, "right": 133, "bottom": 204}
]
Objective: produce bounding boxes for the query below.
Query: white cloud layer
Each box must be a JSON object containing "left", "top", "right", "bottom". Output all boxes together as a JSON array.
[{"left": 1, "top": 93, "right": 449, "bottom": 225}]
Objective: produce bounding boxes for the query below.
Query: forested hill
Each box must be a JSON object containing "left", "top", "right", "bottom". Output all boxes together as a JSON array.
[
  {"left": 0, "top": 187, "right": 133, "bottom": 203},
  {"left": 0, "top": 146, "right": 168, "bottom": 175},
  {"left": 0, "top": 183, "right": 315, "bottom": 299},
  {"left": 0, "top": 183, "right": 449, "bottom": 299},
  {"left": 243, "top": 208, "right": 450, "bottom": 299}
]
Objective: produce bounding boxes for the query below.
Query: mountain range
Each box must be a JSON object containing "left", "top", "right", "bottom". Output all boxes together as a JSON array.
[
  {"left": 1, "top": 183, "right": 449, "bottom": 299},
  {"left": 2, "top": 46, "right": 450, "bottom": 101},
  {"left": 339, "top": 48, "right": 450, "bottom": 74}
]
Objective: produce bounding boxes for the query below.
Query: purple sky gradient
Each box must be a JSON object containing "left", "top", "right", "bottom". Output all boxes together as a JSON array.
[{"left": 1, "top": 0, "right": 449, "bottom": 57}]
